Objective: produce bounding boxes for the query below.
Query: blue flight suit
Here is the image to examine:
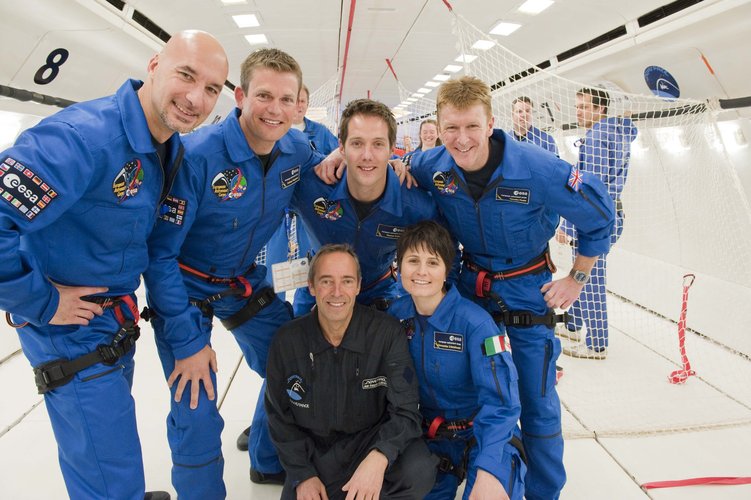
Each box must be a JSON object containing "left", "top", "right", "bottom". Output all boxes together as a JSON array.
[
  {"left": 562, "top": 117, "right": 637, "bottom": 350},
  {"left": 388, "top": 286, "right": 525, "bottom": 500},
  {"left": 410, "top": 130, "right": 614, "bottom": 500},
  {"left": 290, "top": 166, "right": 453, "bottom": 315},
  {"left": 143, "top": 109, "right": 323, "bottom": 499},
  {"left": 510, "top": 125, "right": 559, "bottom": 156},
  {"left": 0, "top": 80, "right": 182, "bottom": 500},
  {"left": 263, "top": 117, "right": 337, "bottom": 296}
]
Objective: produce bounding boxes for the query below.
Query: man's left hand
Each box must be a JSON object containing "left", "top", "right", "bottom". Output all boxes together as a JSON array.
[
  {"left": 341, "top": 449, "right": 388, "bottom": 500},
  {"left": 541, "top": 277, "right": 583, "bottom": 310},
  {"left": 168, "top": 344, "right": 218, "bottom": 410},
  {"left": 314, "top": 149, "right": 345, "bottom": 184}
]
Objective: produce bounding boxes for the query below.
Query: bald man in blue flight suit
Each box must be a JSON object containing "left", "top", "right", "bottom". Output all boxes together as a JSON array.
[
  {"left": 0, "top": 31, "right": 228, "bottom": 500},
  {"left": 408, "top": 76, "right": 615, "bottom": 500},
  {"left": 557, "top": 87, "right": 638, "bottom": 359},
  {"left": 144, "top": 48, "right": 328, "bottom": 499},
  {"left": 510, "top": 96, "right": 558, "bottom": 156}
]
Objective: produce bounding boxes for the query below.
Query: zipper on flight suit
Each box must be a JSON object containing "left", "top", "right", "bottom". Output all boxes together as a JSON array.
[{"left": 489, "top": 357, "right": 506, "bottom": 405}]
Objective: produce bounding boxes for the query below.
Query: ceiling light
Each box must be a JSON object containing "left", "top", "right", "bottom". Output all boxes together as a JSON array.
[
  {"left": 233, "top": 14, "right": 260, "bottom": 28},
  {"left": 455, "top": 54, "right": 478, "bottom": 63},
  {"left": 490, "top": 21, "right": 521, "bottom": 36},
  {"left": 472, "top": 40, "right": 496, "bottom": 50},
  {"left": 221, "top": 0, "right": 247, "bottom": 4},
  {"left": 425, "top": 81, "right": 440, "bottom": 88},
  {"left": 245, "top": 34, "right": 268, "bottom": 45},
  {"left": 518, "top": 0, "right": 554, "bottom": 15},
  {"left": 417, "top": 88, "right": 432, "bottom": 94},
  {"left": 433, "top": 74, "right": 451, "bottom": 81},
  {"left": 406, "top": 98, "right": 418, "bottom": 103},
  {"left": 412, "top": 92, "right": 425, "bottom": 98},
  {"left": 444, "top": 64, "right": 462, "bottom": 73}
]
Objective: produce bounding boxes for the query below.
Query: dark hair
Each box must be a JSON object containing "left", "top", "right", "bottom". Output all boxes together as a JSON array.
[
  {"left": 339, "top": 98, "right": 397, "bottom": 147},
  {"left": 417, "top": 119, "right": 442, "bottom": 150},
  {"left": 577, "top": 87, "right": 609, "bottom": 114},
  {"left": 511, "top": 96, "right": 533, "bottom": 108},
  {"left": 396, "top": 221, "right": 455, "bottom": 278},
  {"left": 308, "top": 243, "right": 362, "bottom": 283}
]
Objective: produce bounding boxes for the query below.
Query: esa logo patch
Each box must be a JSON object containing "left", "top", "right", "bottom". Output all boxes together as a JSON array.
[
  {"left": 434, "top": 331, "right": 464, "bottom": 352},
  {"left": 0, "top": 156, "right": 57, "bottom": 220},
  {"left": 286, "top": 374, "right": 309, "bottom": 408},
  {"left": 432, "top": 171, "right": 458, "bottom": 195},
  {"left": 495, "top": 187, "right": 530, "bottom": 204},
  {"left": 313, "top": 197, "right": 343, "bottom": 221},
  {"left": 375, "top": 224, "right": 405, "bottom": 239},
  {"left": 280, "top": 165, "right": 301, "bottom": 189},
  {"left": 212, "top": 168, "right": 247, "bottom": 201},
  {"left": 112, "top": 159, "right": 143, "bottom": 202},
  {"left": 159, "top": 195, "right": 187, "bottom": 226}
]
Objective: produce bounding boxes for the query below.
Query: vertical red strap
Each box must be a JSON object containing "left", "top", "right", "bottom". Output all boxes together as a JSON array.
[
  {"left": 668, "top": 274, "right": 696, "bottom": 384},
  {"left": 114, "top": 295, "right": 140, "bottom": 325},
  {"left": 427, "top": 416, "right": 445, "bottom": 439},
  {"left": 475, "top": 271, "right": 488, "bottom": 298},
  {"left": 235, "top": 276, "right": 253, "bottom": 298}
]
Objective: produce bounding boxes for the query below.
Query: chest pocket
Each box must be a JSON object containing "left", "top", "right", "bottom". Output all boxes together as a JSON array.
[{"left": 429, "top": 333, "right": 471, "bottom": 391}]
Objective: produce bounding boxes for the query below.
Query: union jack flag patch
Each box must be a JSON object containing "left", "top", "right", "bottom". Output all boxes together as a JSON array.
[{"left": 567, "top": 165, "right": 583, "bottom": 192}]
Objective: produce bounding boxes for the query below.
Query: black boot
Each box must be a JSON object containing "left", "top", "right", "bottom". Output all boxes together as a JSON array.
[
  {"left": 236, "top": 425, "right": 251, "bottom": 451},
  {"left": 250, "top": 468, "right": 286, "bottom": 485},
  {"left": 144, "top": 492, "right": 171, "bottom": 500}
]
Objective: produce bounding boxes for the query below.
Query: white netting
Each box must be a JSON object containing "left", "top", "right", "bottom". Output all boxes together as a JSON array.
[
  {"left": 394, "top": 11, "right": 751, "bottom": 437},
  {"left": 306, "top": 72, "right": 341, "bottom": 136}
]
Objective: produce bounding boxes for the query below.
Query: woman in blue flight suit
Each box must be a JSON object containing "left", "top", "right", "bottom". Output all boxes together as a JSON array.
[{"left": 388, "top": 220, "right": 525, "bottom": 500}]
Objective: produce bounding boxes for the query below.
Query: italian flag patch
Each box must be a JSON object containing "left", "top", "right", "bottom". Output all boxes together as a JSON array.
[{"left": 482, "top": 335, "right": 506, "bottom": 356}]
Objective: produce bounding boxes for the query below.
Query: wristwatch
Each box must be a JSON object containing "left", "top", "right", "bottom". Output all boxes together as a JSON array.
[{"left": 569, "top": 268, "right": 589, "bottom": 285}]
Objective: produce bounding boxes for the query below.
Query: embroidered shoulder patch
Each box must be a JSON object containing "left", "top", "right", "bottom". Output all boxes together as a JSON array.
[
  {"left": 0, "top": 156, "right": 57, "bottom": 220},
  {"left": 212, "top": 168, "right": 247, "bottom": 201},
  {"left": 159, "top": 195, "right": 187, "bottom": 226},
  {"left": 313, "top": 197, "right": 343, "bottom": 221},
  {"left": 567, "top": 165, "right": 583, "bottom": 192},
  {"left": 432, "top": 171, "right": 458, "bottom": 195},
  {"left": 481, "top": 335, "right": 507, "bottom": 356}
]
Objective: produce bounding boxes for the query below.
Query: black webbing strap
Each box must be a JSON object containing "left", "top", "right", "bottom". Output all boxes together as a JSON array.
[
  {"left": 492, "top": 308, "right": 569, "bottom": 329},
  {"left": 220, "top": 287, "right": 277, "bottom": 331},
  {"left": 33, "top": 318, "right": 140, "bottom": 394}
]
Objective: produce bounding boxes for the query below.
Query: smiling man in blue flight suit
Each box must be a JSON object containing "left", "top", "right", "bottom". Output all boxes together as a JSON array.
[
  {"left": 557, "top": 87, "right": 638, "bottom": 359},
  {"left": 408, "top": 76, "right": 615, "bottom": 500},
  {"left": 143, "top": 48, "right": 328, "bottom": 499},
  {"left": 510, "top": 96, "right": 558, "bottom": 155},
  {"left": 290, "top": 98, "right": 456, "bottom": 315},
  {"left": 0, "top": 31, "right": 228, "bottom": 500}
]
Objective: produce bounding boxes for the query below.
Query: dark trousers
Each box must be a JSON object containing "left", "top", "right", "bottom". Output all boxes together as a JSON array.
[{"left": 281, "top": 439, "right": 437, "bottom": 500}]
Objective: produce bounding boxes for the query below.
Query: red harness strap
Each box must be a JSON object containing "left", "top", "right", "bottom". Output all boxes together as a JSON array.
[
  {"left": 466, "top": 249, "right": 553, "bottom": 298},
  {"left": 643, "top": 476, "right": 751, "bottom": 490},
  {"left": 427, "top": 416, "right": 446, "bottom": 439},
  {"left": 179, "top": 262, "right": 253, "bottom": 299}
]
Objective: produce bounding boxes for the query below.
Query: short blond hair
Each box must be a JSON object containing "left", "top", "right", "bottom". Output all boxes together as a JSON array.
[
  {"left": 240, "top": 48, "right": 302, "bottom": 93},
  {"left": 436, "top": 76, "right": 493, "bottom": 122}
]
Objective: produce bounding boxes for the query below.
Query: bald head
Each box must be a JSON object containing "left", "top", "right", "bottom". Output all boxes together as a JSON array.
[{"left": 139, "top": 30, "right": 229, "bottom": 142}]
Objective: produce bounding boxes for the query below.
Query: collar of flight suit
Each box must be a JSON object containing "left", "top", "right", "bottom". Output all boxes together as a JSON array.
[
  {"left": 307, "top": 304, "right": 371, "bottom": 355},
  {"left": 222, "top": 108, "right": 298, "bottom": 165},
  {"left": 118, "top": 79, "right": 166, "bottom": 155}
]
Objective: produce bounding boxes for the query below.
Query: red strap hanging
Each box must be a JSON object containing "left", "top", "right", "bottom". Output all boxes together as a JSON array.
[{"left": 668, "top": 274, "right": 696, "bottom": 384}]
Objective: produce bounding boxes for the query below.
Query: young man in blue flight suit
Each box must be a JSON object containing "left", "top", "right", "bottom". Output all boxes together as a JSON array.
[
  {"left": 143, "top": 48, "right": 328, "bottom": 498},
  {"left": 408, "top": 76, "right": 615, "bottom": 500},
  {"left": 259, "top": 83, "right": 338, "bottom": 306},
  {"left": 290, "top": 98, "right": 456, "bottom": 315},
  {"left": 557, "top": 87, "right": 638, "bottom": 359},
  {"left": 510, "top": 96, "right": 558, "bottom": 155},
  {"left": 0, "top": 31, "right": 228, "bottom": 500}
]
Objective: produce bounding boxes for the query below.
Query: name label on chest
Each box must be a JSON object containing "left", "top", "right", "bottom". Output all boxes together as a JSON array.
[
  {"left": 496, "top": 187, "right": 530, "bottom": 204},
  {"left": 375, "top": 224, "right": 405, "bottom": 239},
  {"left": 434, "top": 332, "right": 464, "bottom": 352},
  {"left": 280, "top": 165, "right": 301, "bottom": 189},
  {"left": 362, "top": 376, "right": 388, "bottom": 390}
]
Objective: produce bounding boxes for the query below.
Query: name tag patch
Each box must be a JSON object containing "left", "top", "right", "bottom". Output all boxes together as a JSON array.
[
  {"left": 496, "top": 187, "right": 530, "bottom": 204},
  {"left": 280, "top": 165, "right": 301, "bottom": 189},
  {"left": 362, "top": 376, "right": 388, "bottom": 390},
  {"left": 159, "top": 195, "right": 187, "bottom": 226},
  {"left": 434, "top": 332, "right": 464, "bottom": 352},
  {"left": 376, "top": 224, "right": 405, "bottom": 239},
  {"left": 0, "top": 156, "right": 58, "bottom": 220}
]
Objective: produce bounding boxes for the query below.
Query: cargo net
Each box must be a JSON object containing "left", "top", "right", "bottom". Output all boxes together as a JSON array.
[{"left": 395, "top": 11, "right": 751, "bottom": 437}]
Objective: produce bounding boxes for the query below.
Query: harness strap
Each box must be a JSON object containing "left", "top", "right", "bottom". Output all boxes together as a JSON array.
[
  {"left": 361, "top": 265, "right": 397, "bottom": 293},
  {"left": 464, "top": 247, "right": 555, "bottom": 284},
  {"left": 32, "top": 296, "right": 140, "bottom": 395},
  {"left": 220, "top": 287, "right": 277, "bottom": 331}
]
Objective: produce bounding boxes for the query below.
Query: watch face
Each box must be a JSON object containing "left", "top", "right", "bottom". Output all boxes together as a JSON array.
[{"left": 572, "top": 270, "right": 588, "bottom": 284}]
